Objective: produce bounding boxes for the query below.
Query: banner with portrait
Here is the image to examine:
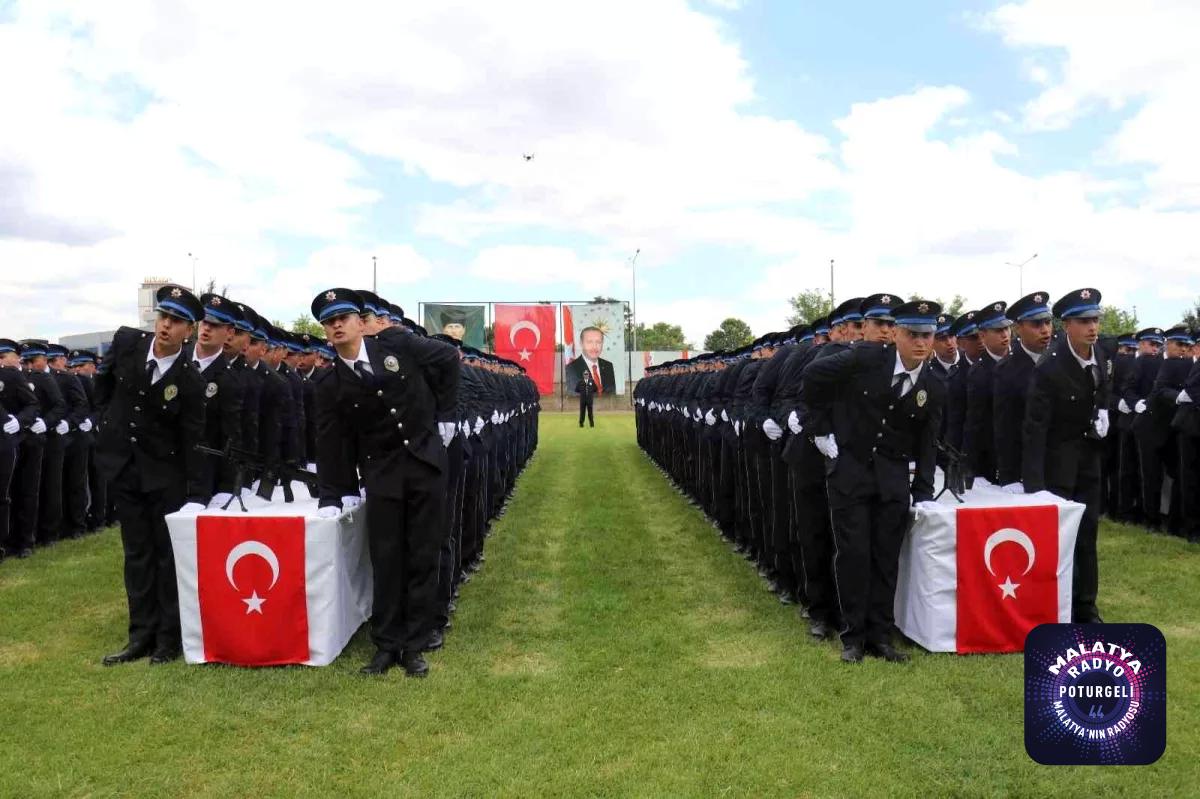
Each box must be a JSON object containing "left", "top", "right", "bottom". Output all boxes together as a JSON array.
[
  {"left": 562, "top": 302, "right": 627, "bottom": 395},
  {"left": 423, "top": 303, "right": 486, "bottom": 349}
]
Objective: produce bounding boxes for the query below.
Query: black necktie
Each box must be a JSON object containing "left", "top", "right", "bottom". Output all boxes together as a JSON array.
[
  {"left": 354, "top": 361, "right": 373, "bottom": 385},
  {"left": 892, "top": 373, "right": 909, "bottom": 400},
  {"left": 1088, "top": 364, "right": 1099, "bottom": 388},
  {"left": 146, "top": 361, "right": 157, "bottom": 384}
]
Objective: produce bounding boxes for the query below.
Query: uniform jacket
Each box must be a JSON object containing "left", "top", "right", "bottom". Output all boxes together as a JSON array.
[
  {"left": 992, "top": 346, "right": 1039, "bottom": 485},
  {"left": 191, "top": 348, "right": 245, "bottom": 495},
  {"left": 964, "top": 351, "right": 1003, "bottom": 483},
  {"left": 0, "top": 366, "right": 39, "bottom": 452}
]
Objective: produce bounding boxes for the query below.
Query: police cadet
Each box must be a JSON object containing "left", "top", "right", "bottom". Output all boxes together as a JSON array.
[
  {"left": 1175, "top": 339, "right": 1200, "bottom": 543},
  {"left": 97, "top": 285, "right": 208, "bottom": 665},
  {"left": 192, "top": 293, "right": 246, "bottom": 508},
  {"left": 993, "top": 291, "right": 1053, "bottom": 492},
  {"left": 1022, "top": 288, "right": 1110, "bottom": 624},
  {"left": 944, "top": 310, "right": 981, "bottom": 453},
  {"left": 802, "top": 300, "right": 944, "bottom": 663},
  {"left": 1145, "top": 325, "right": 1194, "bottom": 535},
  {"left": 964, "top": 301, "right": 1010, "bottom": 485},
  {"left": 47, "top": 343, "right": 90, "bottom": 541},
  {"left": 296, "top": 333, "right": 320, "bottom": 465},
  {"left": 245, "top": 311, "right": 286, "bottom": 484},
  {"left": 226, "top": 302, "right": 263, "bottom": 479},
  {"left": 69, "top": 349, "right": 106, "bottom": 533},
  {"left": 12, "top": 341, "right": 64, "bottom": 554},
  {"left": 576, "top": 361, "right": 597, "bottom": 428},
  {"left": 0, "top": 339, "right": 39, "bottom": 560},
  {"left": 1120, "top": 327, "right": 1167, "bottom": 531},
  {"left": 1106, "top": 332, "right": 1140, "bottom": 522},
  {"left": 311, "top": 288, "right": 459, "bottom": 677}
]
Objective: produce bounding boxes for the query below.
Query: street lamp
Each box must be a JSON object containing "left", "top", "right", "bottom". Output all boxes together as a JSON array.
[
  {"left": 1005, "top": 252, "right": 1038, "bottom": 295},
  {"left": 188, "top": 252, "right": 198, "bottom": 291},
  {"left": 630, "top": 248, "right": 641, "bottom": 353},
  {"left": 829, "top": 258, "right": 835, "bottom": 306},
  {"left": 372, "top": 255, "right": 377, "bottom": 293}
]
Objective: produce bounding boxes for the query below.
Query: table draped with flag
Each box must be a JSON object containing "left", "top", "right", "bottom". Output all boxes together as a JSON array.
[
  {"left": 166, "top": 482, "right": 372, "bottom": 666},
  {"left": 896, "top": 478, "right": 1083, "bottom": 654}
]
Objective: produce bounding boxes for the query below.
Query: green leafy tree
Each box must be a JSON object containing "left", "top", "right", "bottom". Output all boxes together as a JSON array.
[
  {"left": 934, "top": 294, "right": 968, "bottom": 317},
  {"left": 632, "top": 322, "right": 691, "bottom": 351},
  {"left": 1097, "top": 305, "right": 1138, "bottom": 335},
  {"left": 1182, "top": 297, "right": 1200, "bottom": 329},
  {"left": 289, "top": 314, "right": 323, "bottom": 337},
  {"left": 704, "top": 318, "right": 754, "bottom": 352},
  {"left": 786, "top": 288, "right": 834, "bottom": 327}
]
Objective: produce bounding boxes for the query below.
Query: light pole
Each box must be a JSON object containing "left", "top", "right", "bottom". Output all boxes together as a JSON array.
[
  {"left": 829, "top": 258, "right": 835, "bottom": 307},
  {"left": 630, "top": 248, "right": 641, "bottom": 353},
  {"left": 372, "top": 255, "right": 377, "bottom": 293},
  {"left": 188, "top": 252, "right": 197, "bottom": 291},
  {"left": 1005, "top": 252, "right": 1037, "bottom": 296}
]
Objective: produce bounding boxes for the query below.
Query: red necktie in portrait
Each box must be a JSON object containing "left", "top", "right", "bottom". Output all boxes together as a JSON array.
[{"left": 591, "top": 363, "right": 603, "bottom": 393}]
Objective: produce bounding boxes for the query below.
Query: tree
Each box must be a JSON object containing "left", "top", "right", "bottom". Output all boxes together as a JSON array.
[
  {"left": 1182, "top": 297, "right": 1200, "bottom": 329},
  {"left": 632, "top": 322, "right": 691, "bottom": 351},
  {"left": 934, "top": 294, "right": 968, "bottom": 317},
  {"left": 1098, "top": 305, "right": 1138, "bottom": 335},
  {"left": 288, "top": 314, "right": 323, "bottom": 337},
  {"left": 704, "top": 318, "right": 754, "bottom": 351},
  {"left": 786, "top": 288, "right": 834, "bottom": 327}
]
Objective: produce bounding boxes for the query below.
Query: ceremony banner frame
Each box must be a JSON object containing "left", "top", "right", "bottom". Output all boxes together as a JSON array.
[{"left": 417, "top": 300, "right": 634, "bottom": 411}]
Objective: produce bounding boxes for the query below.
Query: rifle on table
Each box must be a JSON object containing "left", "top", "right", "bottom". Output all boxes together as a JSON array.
[
  {"left": 195, "top": 440, "right": 318, "bottom": 511},
  {"left": 934, "top": 439, "right": 968, "bottom": 503}
]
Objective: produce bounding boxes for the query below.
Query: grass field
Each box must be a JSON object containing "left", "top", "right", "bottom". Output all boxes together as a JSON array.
[{"left": 1, "top": 413, "right": 1197, "bottom": 797}]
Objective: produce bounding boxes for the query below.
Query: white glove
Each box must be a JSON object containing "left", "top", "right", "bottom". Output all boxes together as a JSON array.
[
  {"left": 733, "top": 420, "right": 740, "bottom": 436},
  {"left": 341, "top": 495, "right": 362, "bottom": 510},
  {"left": 762, "top": 418, "right": 783, "bottom": 441},
  {"left": 1094, "top": 408, "right": 1110, "bottom": 439},
  {"left": 1001, "top": 482, "right": 1025, "bottom": 495},
  {"left": 3, "top": 416, "right": 18, "bottom": 435},
  {"left": 490, "top": 409, "right": 500, "bottom": 424},
  {"left": 720, "top": 409, "right": 729, "bottom": 422},
  {"left": 179, "top": 502, "right": 205, "bottom": 514},
  {"left": 705, "top": 410, "right": 716, "bottom": 426},
  {"left": 474, "top": 416, "right": 486, "bottom": 435},
  {"left": 55, "top": 420, "right": 69, "bottom": 435},
  {"left": 79, "top": 418, "right": 93, "bottom": 433},
  {"left": 439, "top": 421, "right": 455, "bottom": 447},
  {"left": 208, "top": 493, "right": 233, "bottom": 509},
  {"left": 693, "top": 409, "right": 701, "bottom": 422},
  {"left": 1118, "top": 399, "right": 1131, "bottom": 414},
  {"left": 30, "top": 418, "right": 46, "bottom": 434},
  {"left": 1177, "top": 390, "right": 1192, "bottom": 404},
  {"left": 666, "top": 404, "right": 673, "bottom": 411},
  {"left": 814, "top": 434, "right": 839, "bottom": 459},
  {"left": 787, "top": 410, "right": 802, "bottom": 435},
  {"left": 460, "top": 421, "right": 470, "bottom": 438},
  {"left": 1135, "top": 399, "right": 1147, "bottom": 414},
  {"left": 317, "top": 505, "right": 340, "bottom": 519}
]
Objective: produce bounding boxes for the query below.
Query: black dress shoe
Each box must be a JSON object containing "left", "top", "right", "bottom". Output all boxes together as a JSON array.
[
  {"left": 400, "top": 650, "right": 429, "bottom": 677},
  {"left": 360, "top": 649, "right": 398, "bottom": 676},
  {"left": 866, "top": 642, "right": 910, "bottom": 663},
  {"left": 103, "top": 640, "right": 154, "bottom": 666},
  {"left": 777, "top": 590, "right": 796, "bottom": 605},
  {"left": 424, "top": 629, "right": 444, "bottom": 652},
  {"left": 16, "top": 548, "right": 33, "bottom": 559},
  {"left": 149, "top": 644, "right": 182, "bottom": 665},
  {"left": 809, "top": 620, "right": 833, "bottom": 640},
  {"left": 840, "top": 644, "right": 864, "bottom": 663}
]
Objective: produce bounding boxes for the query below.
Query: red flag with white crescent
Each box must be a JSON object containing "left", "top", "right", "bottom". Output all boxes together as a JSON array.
[
  {"left": 955, "top": 505, "right": 1060, "bottom": 653},
  {"left": 494, "top": 304, "right": 556, "bottom": 394},
  {"left": 196, "top": 516, "right": 309, "bottom": 665}
]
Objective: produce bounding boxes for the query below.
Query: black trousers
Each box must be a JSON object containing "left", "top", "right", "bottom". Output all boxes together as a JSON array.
[
  {"left": 62, "top": 436, "right": 90, "bottom": 537},
  {"left": 828, "top": 487, "right": 909, "bottom": 649},
  {"left": 1117, "top": 428, "right": 1141, "bottom": 518},
  {"left": 1136, "top": 432, "right": 1167, "bottom": 525},
  {"left": 112, "top": 470, "right": 183, "bottom": 648},
  {"left": 578, "top": 397, "right": 594, "bottom": 427},
  {"left": 37, "top": 433, "right": 65, "bottom": 544},
  {"left": 436, "top": 435, "right": 466, "bottom": 626},
  {"left": 9, "top": 437, "right": 43, "bottom": 551},
  {"left": 0, "top": 445, "right": 15, "bottom": 551},
  {"left": 1048, "top": 445, "right": 1102, "bottom": 622},
  {"left": 364, "top": 470, "right": 444, "bottom": 654},
  {"left": 1179, "top": 433, "right": 1200, "bottom": 541},
  {"left": 791, "top": 466, "right": 836, "bottom": 623},
  {"left": 86, "top": 446, "right": 108, "bottom": 529}
]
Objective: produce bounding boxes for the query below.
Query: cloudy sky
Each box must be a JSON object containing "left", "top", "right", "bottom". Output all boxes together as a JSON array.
[{"left": 3, "top": 0, "right": 1198, "bottom": 346}]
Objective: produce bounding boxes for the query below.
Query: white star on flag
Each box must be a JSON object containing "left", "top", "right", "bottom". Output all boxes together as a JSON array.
[
  {"left": 243, "top": 590, "right": 266, "bottom": 614},
  {"left": 998, "top": 576, "right": 1019, "bottom": 599},
  {"left": 518, "top": 349, "right": 531, "bottom": 361}
]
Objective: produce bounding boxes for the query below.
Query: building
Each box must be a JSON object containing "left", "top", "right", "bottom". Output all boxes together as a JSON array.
[
  {"left": 55, "top": 276, "right": 172, "bottom": 356},
  {"left": 138, "top": 276, "right": 174, "bottom": 328}
]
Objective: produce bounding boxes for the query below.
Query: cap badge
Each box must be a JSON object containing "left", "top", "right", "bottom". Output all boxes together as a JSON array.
[
  {"left": 170, "top": 287, "right": 182, "bottom": 298},
  {"left": 384, "top": 355, "right": 400, "bottom": 372},
  {"left": 164, "top": 384, "right": 178, "bottom": 402},
  {"left": 325, "top": 291, "right": 337, "bottom": 301},
  {"left": 206, "top": 382, "right": 219, "bottom": 398},
  {"left": 1080, "top": 289, "right": 1091, "bottom": 299},
  {"left": 1033, "top": 294, "right": 1043, "bottom": 303},
  {"left": 881, "top": 295, "right": 891, "bottom": 304},
  {"left": 211, "top": 296, "right": 221, "bottom": 306},
  {"left": 993, "top": 303, "right": 1002, "bottom": 312},
  {"left": 916, "top": 389, "right": 928, "bottom": 408},
  {"left": 918, "top": 303, "right": 929, "bottom": 314}
]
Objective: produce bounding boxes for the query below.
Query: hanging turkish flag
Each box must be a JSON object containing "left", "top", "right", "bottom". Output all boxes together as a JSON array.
[
  {"left": 494, "top": 304, "right": 556, "bottom": 394},
  {"left": 196, "top": 516, "right": 309, "bottom": 666},
  {"left": 955, "top": 505, "right": 1060, "bottom": 653}
]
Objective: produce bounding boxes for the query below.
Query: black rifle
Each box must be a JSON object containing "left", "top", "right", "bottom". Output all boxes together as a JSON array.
[
  {"left": 934, "top": 439, "right": 968, "bottom": 503},
  {"left": 195, "top": 440, "right": 318, "bottom": 511}
]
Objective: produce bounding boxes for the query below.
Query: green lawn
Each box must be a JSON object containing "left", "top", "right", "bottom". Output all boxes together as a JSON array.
[{"left": 1, "top": 414, "right": 1196, "bottom": 797}]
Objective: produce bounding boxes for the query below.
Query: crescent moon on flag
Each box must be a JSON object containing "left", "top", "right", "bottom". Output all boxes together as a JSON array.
[
  {"left": 225, "top": 540, "right": 281, "bottom": 591},
  {"left": 509, "top": 319, "right": 541, "bottom": 348},
  {"left": 983, "top": 528, "right": 1035, "bottom": 576}
]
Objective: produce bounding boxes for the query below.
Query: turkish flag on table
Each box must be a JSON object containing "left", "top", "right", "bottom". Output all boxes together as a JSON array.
[
  {"left": 955, "top": 505, "right": 1060, "bottom": 653},
  {"left": 196, "top": 516, "right": 309, "bottom": 666},
  {"left": 494, "top": 304, "right": 556, "bottom": 394}
]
